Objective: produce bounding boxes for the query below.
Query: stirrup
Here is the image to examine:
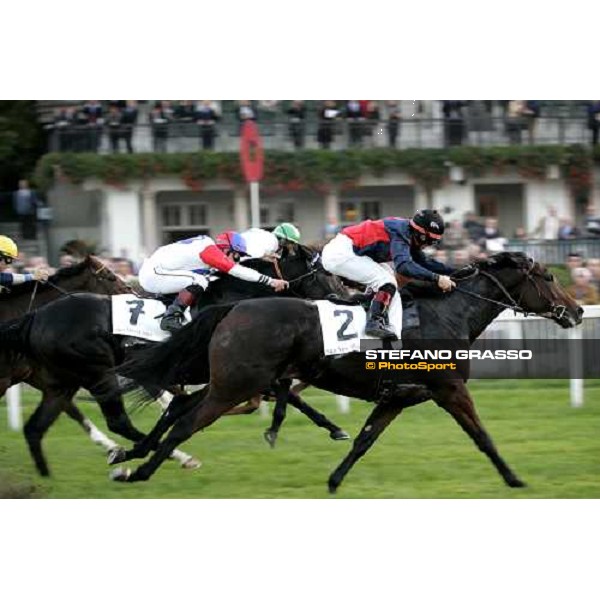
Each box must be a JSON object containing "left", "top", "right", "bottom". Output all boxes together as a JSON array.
[
  {"left": 365, "top": 318, "right": 397, "bottom": 340},
  {"left": 160, "top": 312, "right": 184, "bottom": 332}
]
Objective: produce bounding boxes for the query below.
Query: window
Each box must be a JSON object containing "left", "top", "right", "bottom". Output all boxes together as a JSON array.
[
  {"left": 189, "top": 204, "right": 207, "bottom": 226},
  {"left": 340, "top": 200, "right": 381, "bottom": 224},
  {"left": 161, "top": 205, "right": 182, "bottom": 227},
  {"left": 275, "top": 202, "right": 295, "bottom": 223}
]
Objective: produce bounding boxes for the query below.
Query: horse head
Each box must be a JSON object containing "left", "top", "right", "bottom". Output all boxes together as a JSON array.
[
  {"left": 55, "top": 255, "right": 132, "bottom": 296},
  {"left": 280, "top": 244, "right": 348, "bottom": 300},
  {"left": 473, "top": 252, "right": 583, "bottom": 328}
]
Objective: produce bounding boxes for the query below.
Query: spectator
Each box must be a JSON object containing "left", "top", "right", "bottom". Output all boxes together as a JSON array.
[
  {"left": 237, "top": 100, "right": 257, "bottom": 122},
  {"left": 505, "top": 101, "right": 526, "bottom": 144},
  {"left": 523, "top": 101, "right": 540, "bottom": 144},
  {"left": 386, "top": 101, "right": 401, "bottom": 148},
  {"left": 345, "top": 100, "right": 364, "bottom": 147},
  {"left": 175, "top": 100, "right": 195, "bottom": 122},
  {"left": 587, "top": 101, "right": 600, "bottom": 146},
  {"left": 12, "top": 179, "right": 42, "bottom": 240},
  {"left": 195, "top": 100, "right": 219, "bottom": 150},
  {"left": 150, "top": 106, "right": 170, "bottom": 153},
  {"left": 363, "top": 101, "right": 380, "bottom": 144},
  {"left": 157, "top": 100, "right": 175, "bottom": 121},
  {"left": 121, "top": 100, "right": 138, "bottom": 153},
  {"left": 50, "top": 107, "right": 75, "bottom": 152},
  {"left": 584, "top": 205, "right": 600, "bottom": 238},
  {"left": 443, "top": 220, "right": 468, "bottom": 250},
  {"left": 113, "top": 258, "right": 137, "bottom": 283},
  {"left": 567, "top": 267, "right": 599, "bottom": 305},
  {"left": 287, "top": 100, "right": 306, "bottom": 149},
  {"left": 106, "top": 105, "right": 123, "bottom": 153},
  {"left": 463, "top": 211, "right": 484, "bottom": 242},
  {"left": 481, "top": 218, "right": 506, "bottom": 252},
  {"left": 83, "top": 101, "right": 104, "bottom": 152},
  {"left": 566, "top": 252, "right": 584, "bottom": 275},
  {"left": 533, "top": 206, "right": 559, "bottom": 240},
  {"left": 324, "top": 215, "right": 340, "bottom": 241},
  {"left": 513, "top": 226, "right": 528, "bottom": 241},
  {"left": 585, "top": 258, "right": 600, "bottom": 294},
  {"left": 435, "top": 248, "right": 448, "bottom": 263},
  {"left": 317, "top": 101, "right": 339, "bottom": 150},
  {"left": 451, "top": 248, "right": 471, "bottom": 268},
  {"left": 442, "top": 101, "right": 466, "bottom": 146},
  {"left": 558, "top": 217, "right": 579, "bottom": 240}
]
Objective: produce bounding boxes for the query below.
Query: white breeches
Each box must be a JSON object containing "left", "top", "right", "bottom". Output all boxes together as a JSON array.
[
  {"left": 138, "top": 260, "right": 210, "bottom": 294},
  {"left": 321, "top": 233, "right": 397, "bottom": 291}
]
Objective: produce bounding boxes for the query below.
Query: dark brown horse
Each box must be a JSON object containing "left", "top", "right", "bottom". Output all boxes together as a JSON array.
[{"left": 111, "top": 253, "right": 583, "bottom": 489}]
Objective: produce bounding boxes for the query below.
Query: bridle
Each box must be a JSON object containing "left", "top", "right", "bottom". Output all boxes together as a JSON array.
[
  {"left": 453, "top": 261, "right": 568, "bottom": 321},
  {"left": 273, "top": 252, "right": 321, "bottom": 297}
]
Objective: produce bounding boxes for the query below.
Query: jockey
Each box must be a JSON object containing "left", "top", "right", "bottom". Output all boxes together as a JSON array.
[
  {"left": 273, "top": 222, "right": 301, "bottom": 257},
  {"left": 238, "top": 223, "right": 302, "bottom": 261},
  {"left": 0, "top": 235, "right": 48, "bottom": 288},
  {"left": 138, "top": 233, "right": 288, "bottom": 332},
  {"left": 321, "top": 209, "right": 455, "bottom": 339}
]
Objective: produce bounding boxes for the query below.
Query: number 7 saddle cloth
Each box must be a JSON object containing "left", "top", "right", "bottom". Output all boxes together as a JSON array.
[{"left": 111, "top": 294, "right": 191, "bottom": 342}]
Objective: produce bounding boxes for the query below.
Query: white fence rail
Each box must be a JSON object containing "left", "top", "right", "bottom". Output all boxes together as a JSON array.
[{"left": 481, "top": 304, "right": 600, "bottom": 407}]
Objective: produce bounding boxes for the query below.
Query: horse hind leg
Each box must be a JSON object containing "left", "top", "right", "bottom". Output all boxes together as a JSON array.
[
  {"left": 264, "top": 379, "right": 292, "bottom": 448},
  {"left": 328, "top": 400, "right": 405, "bottom": 494},
  {"left": 63, "top": 400, "right": 120, "bottom": 452},
  {"left": 287, "top": 389, "right": 350, "bottom": 441},
  {"left": 24, "top": 387, "right": 77, "bottom": 477},
  {"left": 434, "top": 381, "right": 525, "bottom": 488},
  {"left": 111, "top": 385, "right": 247, "bottom": 483}
]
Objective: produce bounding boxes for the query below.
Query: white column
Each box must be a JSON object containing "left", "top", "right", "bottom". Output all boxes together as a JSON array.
[
  {"left": 524, "top": 179, "right": 570, "bottom": 232},
  {"left": 141, "top": 186, "right": 158, "bottom": 257},
  {"left": 102, "top": 187, "right": 143, "bottom": 260},
  {"left": 324, "top": 186, "right": 339, "bottom": 221},
  {"left": 233, "top": 187, "right": 249, "bottom": 231},
  {"left": 432, "top": 182, "right": 474, "bottom": 220}
]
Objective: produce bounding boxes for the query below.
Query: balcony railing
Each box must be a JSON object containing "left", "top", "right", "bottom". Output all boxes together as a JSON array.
[
  {"left": 45, "top": 116, "right": 597, "bottom": 155},
  {"left": 506, "top": 238, "right": 600, "bottom": 264}
]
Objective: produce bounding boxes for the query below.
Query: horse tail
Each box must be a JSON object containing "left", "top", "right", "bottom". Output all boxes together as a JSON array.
[
  {"left": 0, "top": 313, "right": 34, "bottom": 355},
  {"left": 117, "top": 303, "right": 236, "bottom": 390}
]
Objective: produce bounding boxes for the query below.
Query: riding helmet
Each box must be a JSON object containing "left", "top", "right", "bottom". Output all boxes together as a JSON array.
[
  {"left": 409, "top": 209, "right": 445, "bottom": 244},
  {"left": 273, "top": 223, "right": 301, "bottom": 244},
  {"left": 215, "top": 230, "right": 248, "bottom": 255},
  {"left": 0, "top": 235, "right": 18, "bottom": 263}
]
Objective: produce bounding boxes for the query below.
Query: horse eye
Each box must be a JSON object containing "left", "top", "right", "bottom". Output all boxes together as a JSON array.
[{"left": 543, "top": 273, "right": 554, "bottom": 282}]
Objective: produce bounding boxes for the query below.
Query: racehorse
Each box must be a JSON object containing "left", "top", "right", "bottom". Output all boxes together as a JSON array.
[
  {"left": 110, "top": 253, "right": 582, "bottom": 489},
  {"left": 0, "top": 256, "right": 177, "bottom": 471},
  {"left": 0, "top": 246, "right": 348, "bottom": 476}
]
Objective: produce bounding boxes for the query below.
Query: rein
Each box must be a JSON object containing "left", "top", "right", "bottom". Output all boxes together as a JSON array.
[{"left": 453, "top": 264, "right": 567, "bottom": 321}]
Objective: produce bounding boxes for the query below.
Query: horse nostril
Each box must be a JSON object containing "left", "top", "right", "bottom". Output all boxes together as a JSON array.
[{"left": 577, "top": 306, "right": 584, "bottom": 318}]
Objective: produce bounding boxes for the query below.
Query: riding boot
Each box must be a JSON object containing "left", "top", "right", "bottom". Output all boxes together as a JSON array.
[
  {"left": 365, "top": 285, "right": 397, "bottom": 340},
  {"left": 160, "top": 285, "right": 204, "bottom": 333}
]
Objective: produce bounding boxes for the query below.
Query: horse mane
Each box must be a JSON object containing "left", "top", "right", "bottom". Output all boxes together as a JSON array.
[
  {"left": 0, "top": 255, "right": 97, "bottom": 300},
  {"left": 475, "top": 251, "right": 534, "bottom": 272}
]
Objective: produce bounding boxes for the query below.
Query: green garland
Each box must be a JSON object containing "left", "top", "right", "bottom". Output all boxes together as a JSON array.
[{"left": 34, "top": 145, "right": 598, "bottom": 199}]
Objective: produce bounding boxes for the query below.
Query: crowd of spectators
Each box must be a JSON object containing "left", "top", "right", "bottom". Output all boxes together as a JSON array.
[{"left": 44, "top": 100, "right": 600, "bottom": 154}]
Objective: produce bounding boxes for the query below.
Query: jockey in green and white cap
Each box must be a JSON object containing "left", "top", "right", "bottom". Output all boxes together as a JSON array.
[{"left": 273, "top": 222, "right": 301, "bottom": 256}]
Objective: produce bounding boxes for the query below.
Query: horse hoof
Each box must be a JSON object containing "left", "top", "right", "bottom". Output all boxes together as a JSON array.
[
  {"left": 330, "top": 430, "right": 350, "bottom": 441},
  {"left": 328, "top": 481, "right": 339, "bottom": 495},
  {"left": 181, "top": 458, "right": 202, "bottom": 470},
  {"left": 263, "top": 429, "right": 277, "bottom": 448},
  {"left": 107, "top": 447, "right": 127, "bottom": 466},
  {"left": 508, "top": 478, "right": 526, "bottom": 488},
  {"left": 109, "top": 467, "right": 131, "bottom": 482}
]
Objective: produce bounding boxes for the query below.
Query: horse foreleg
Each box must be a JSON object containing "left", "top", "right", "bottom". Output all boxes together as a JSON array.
[
  {"left": 24, "top": 387, "right": 77, "bottom": 477},
  {"left": 154, "top": 390, "right": 201, "bottom": 469},
  {"left": 434, "top": 381, "right": 525, "bottom": 488},
  {"left": 263, "top": 380, "right": 292, "bottom": 448},
  {"left": 108, "top": 391, "right": 205, "bottom": 466},
  {"left": 328, "top": 401, "right": 404, "bottom": 494},
  {"left": 63, "top": 401, "right": 121, "bottom": 452},
  {"left": 287, "top": 391, "right": 350, "bottom": 441},
  {"left": 111, "top": 386, "right": 241, "bottom": 483}
]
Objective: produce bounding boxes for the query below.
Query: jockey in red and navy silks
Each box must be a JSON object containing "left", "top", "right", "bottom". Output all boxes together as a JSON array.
[
  {"left": 321, "top": 209, "right": 456, "bottom": 339},
  {"left": 138, "top": 232, "right": 288, "bottom": 332}
]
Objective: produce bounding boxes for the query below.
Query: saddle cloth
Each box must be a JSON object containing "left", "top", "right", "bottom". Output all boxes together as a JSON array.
[
  {"left": 314, "top": 296, "right": 403, "bottom": 356},
  {"left": 111, "top": 294, "right": 191, "bottom": 342}
]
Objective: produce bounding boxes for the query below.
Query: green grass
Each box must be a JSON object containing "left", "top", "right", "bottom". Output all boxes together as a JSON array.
[{"left": 0, "top": 381, "right": 599, "bottom": 498}]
